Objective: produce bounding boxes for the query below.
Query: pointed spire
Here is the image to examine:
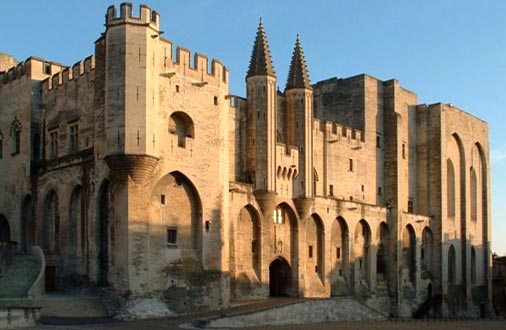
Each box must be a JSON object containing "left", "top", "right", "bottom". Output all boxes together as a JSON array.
[
  {"left": 247, "top": 18, "right": 276, "bottom": 78},
  {"left": 286, "top": 34, "right": 311, "bottom": 90}
]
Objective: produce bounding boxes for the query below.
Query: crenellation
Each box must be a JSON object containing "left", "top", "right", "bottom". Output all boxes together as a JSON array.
[{"left": 106, "top": 3, "right": 159, "bottom": 28}]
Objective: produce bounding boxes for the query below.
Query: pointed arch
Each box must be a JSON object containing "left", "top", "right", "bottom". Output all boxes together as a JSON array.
[
  {"left": 69, "top": 185, "right": 83, "bottom": 260},
  {"left": 306, "top": 213, "right": 324, "bottom": 282},
  {"left": 10, "top": 118, "right": 21, "bottom": 155},
  {"left": 272, "top": 202, "right": 299, "bottom": 296},
  {"left": 43, "top": 190, "right": 59, "bottom": 253},
  {"left": 376, "top": 222, "right": 390, "bottom": 280},
  {"left": 354, "top": 219, "right": 372, "bottom": 286},
  {"left": 230, "top": 204, "right": 261, "bottom": 298},
  {"left": 402, "top": 224, "right": 416, "bottom": 283},
  {"left": 331, "top": 216, "right": 350, "bottom": 296}
]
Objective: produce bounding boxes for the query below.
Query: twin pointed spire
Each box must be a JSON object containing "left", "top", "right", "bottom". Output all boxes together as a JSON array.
[
  {"left": 247, "top": 19, "right": 311, "bottom": 89},
  {"left": 286, "top": 34, "right": 311, "bottom": 90},
  {"left": 247, "top": 18, "right": 276, "bottom": 78}
]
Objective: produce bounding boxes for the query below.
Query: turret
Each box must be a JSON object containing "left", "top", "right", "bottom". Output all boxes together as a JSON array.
[
  {"left": 285, "top": 35, "right": 313, "bottom": 199},
  {"left": 101, "top": 2, "right": 161, "bottom": 184},
  {"left": 246, "top": 18, "right": 278, "bottom": 216}
]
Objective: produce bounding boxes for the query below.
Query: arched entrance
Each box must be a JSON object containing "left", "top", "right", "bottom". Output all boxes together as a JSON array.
[
  {"left": 269, "top": 257, "right": 292, "bottom": 297},
  {"left": 0, "top": 215, "right": 10, "bottom": 242}
]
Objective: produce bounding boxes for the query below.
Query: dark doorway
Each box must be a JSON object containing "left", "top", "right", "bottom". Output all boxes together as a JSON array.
[
  {"left": 0, "top": 215, "right": 10, "bottom": 242},
  {"left": 269, "top": 258, "right": 292, "bottom": 297},
  {"left": 97, "top": 181, "right": 110, "bottom": 286},
  {"left": 45, "top": 266, "right": 57, "bottom": 291}
]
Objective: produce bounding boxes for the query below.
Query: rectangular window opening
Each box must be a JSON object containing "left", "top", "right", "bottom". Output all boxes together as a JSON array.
[
  {"left": 160, "top": 194, "right": 165, "bottom": 205},
  {"left": 308, "top": 245, "right": 313, "bottom": 258},
  {"left": 336, "top": 247, "right": 341, "bottom": 259},
  {"left": 213, "top": 96, "right": 218, "bottom": 105},
  {"left": 349, "top": 159, "right": 353, "bottom": 171},
  {"left": 329, "top": 184, "right": 334, "bottom": 196},
  {"left": 69, "top": 123, "right": 79, "bottom": 153},
  {"left": 175, "top": 84, "right": 180, "bottom": 93},
  {"left": 167, "top": 227, "right": 177, "bottom": 245}
]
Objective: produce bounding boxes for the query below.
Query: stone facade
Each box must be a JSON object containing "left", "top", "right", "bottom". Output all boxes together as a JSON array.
[{"left": 0, "top": 3, "right": 492, "bottom": 319}]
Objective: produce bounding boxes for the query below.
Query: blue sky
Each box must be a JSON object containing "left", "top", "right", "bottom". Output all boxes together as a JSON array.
[{"left": 1, "top": 1, "right": 505, "bottom": 254}]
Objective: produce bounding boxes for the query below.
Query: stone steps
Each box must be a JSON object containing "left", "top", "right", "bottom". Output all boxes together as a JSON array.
[{"left": 0, "top": 253, "right": 39, "bottom": 298}]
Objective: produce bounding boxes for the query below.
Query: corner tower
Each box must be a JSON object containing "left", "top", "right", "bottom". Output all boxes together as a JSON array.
[
  {"left": 285, "top": 35, "right": 313, "bottom": 199},
  {"left": 246, "top": 19, "right": 278, "bottom": 215},
  {"left": 102, "top": 3, "right": 161, "bottom": 182}
]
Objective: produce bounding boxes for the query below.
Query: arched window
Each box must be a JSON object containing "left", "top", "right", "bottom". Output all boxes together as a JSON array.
[
  {"left": 168, "top": 112, "right": 194, "bottom": 148},
  {"left": 10, "top": 119, "right": 21, "bottom": 155}
]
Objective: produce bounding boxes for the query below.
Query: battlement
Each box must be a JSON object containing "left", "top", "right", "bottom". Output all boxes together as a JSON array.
[
  {"left": 159, "top": 40, "right": 229, "bottom": 86},
  {"left": 42, "top": 56, "right": 95, "bottom": 91},
  {"left": 0, "top": 57, "right": 64, "bottom": 86},
  {"left": 106, "top": 3, "right": 160, "bottom": 30},
  {"left": 313, "top": 118, "right": 364, "bottom": 145}
]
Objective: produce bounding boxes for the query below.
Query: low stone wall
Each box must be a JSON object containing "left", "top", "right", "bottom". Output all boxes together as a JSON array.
[
  {"left": 0, "top": 300, "right": 41, "bottom": 329},
  {"left": 203, "top": 297, "right": 388, "bottom": 328}
]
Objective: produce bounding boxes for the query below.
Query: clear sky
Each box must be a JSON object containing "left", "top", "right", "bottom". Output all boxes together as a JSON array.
[{"left": 1, "top": 1, "right": 505, "bottom": 254}]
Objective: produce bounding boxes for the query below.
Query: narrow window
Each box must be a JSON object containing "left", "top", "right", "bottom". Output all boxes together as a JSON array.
[
  {"left": 376, "top": 135, "right": 381, "bottom": 148},
  {"left": 160, "top": 194, "right": 165, "bottom": 205},
  {"left": 49, "top": 130, "right": 59, "bottom": 159},
  {"left": 329, "top": 184, "right": 334, "bottom": 196},
  {"left": 213, "top": 96, "right": 218, "bottom": 105},
  {"left": 378, "top": 187, "right": 382, "bottom": 195},
  {"left": 69, "top": 123, "right": 79, "bottom": 153},
  {"left": 167, "top": 227, "right": 177, "bottom": 245},
  {"left": 336, "top": 247, "right": 341, "bottom": 259},
  {"left": 205, "top": 220, "right": 210, "bottom": 232},
  {"left": 175, "top": 85, "right": 180, "bottom": 93},
  {"left": 408, "top": 197, "right": 414, "bottom": 213},
  {"left": 349, "top": 159, "right": 353, "bottom": 171},
  {"left": 361, "top": 185, "right": 365, "bottom": 192},
  {"left": 43, "top": 62, "right": 51, "bottom": 75},
  {"left": 251, "top": 239, "right": 257, "bottom": 254},
  {"left": 308, "top": 245, "right": 313, "bottom": 258},
  {"left": 402, "top": 143, "right": 406, "bottom": 159},
  {"left": 11, "top": 123, "right": 21, "bottom": 155}
]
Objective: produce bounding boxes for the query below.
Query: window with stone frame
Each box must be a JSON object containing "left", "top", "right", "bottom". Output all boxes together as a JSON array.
[
  {"left": 69, "top": 123, "right": 79, "bottom": 153},
  {"left": 49, "top": 129, "right": 59, "bottom": 159},
  {"left": 11, "top": 120, "right": 21, "bottom": 155}
]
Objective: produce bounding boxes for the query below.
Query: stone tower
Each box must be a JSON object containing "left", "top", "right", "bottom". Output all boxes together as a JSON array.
[
  {"left": 246, "top": 19, "right": 278, "bottom": 216},
  {"left": 285, "top": 35, "right": 313, "bottom": 201}
]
